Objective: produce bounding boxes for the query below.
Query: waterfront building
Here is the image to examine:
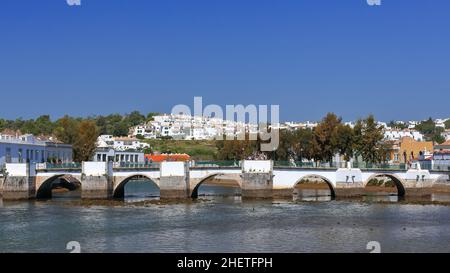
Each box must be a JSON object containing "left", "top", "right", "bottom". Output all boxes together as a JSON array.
[
  {"left": 399, "top": 137, "right": 434, "bottom": 163},
  {"left": 0, "top": 132, "right": 72, "bottom": 166},
  {"left": 385, "top": 137, "right": 433, "bottom": 164},
  {"left": 92, "top": 147, "right": 145, "bottom": 163},
  {"left": 432, "top": 151, "right": 450, "bottom": 169},
  {"left": 434, "top": 140, "right": 450, "bottom": 152}
]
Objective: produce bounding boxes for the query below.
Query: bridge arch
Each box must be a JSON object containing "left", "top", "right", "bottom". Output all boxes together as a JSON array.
[
  {"left": 36, "top": 175, "right": 81, "bottom": 199},
  {"left": 191, "top": 173, "right": 242, "bottom": 199},
  {"left": 113, "top": 174, "right": 160, "bottom": 198},
  {"left": 292, "top": 174, "right": 336, "bottom": 198},
  {"left": 364, "top": 173, "right": 406, "bottom": 197}
]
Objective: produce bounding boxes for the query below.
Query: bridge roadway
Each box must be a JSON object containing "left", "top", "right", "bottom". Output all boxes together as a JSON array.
[{"left": 0, "top": 161, "right": 449, "bottom": 200}]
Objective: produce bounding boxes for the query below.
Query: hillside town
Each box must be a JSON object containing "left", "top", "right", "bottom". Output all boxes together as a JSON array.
[{"left": 1, "top": 114, "right": 449, "bottom": 170}]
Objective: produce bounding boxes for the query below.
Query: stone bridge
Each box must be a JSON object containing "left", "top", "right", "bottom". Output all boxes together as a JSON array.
[{"left": 0, "top": 161, "right": 449, "bottom": 200}]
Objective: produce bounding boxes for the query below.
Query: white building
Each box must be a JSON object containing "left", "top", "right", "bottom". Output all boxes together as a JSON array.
[
  {"left": 408, "top": 121, "right": 419, "bottom": 129},
  {"left": 442, "top": 130, "right": 450, "bottom": 141},
  {"left": 92, "top": 147, "right": 145, "bottom": 163},
  {"left": 435, "top": 118, "right": 448, "bottom": 129},
  {"left": 97, "top": 135, "right": 150, "bottom": 151},
  {"left": 130, "top": 114, "right": 265, "bottom": 141},
  {"left": 384, "top": 129, "right": 424, "bottom": 141}
]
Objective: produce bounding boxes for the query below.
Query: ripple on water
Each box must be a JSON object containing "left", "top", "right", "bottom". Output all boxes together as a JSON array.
[{"left": 2, "top": 189, "right": 450, "bottom": 252}]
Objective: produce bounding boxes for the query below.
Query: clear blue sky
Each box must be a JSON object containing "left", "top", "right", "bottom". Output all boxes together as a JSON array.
[{"left": 0, "top": 0, "right": 449, "bottom": 122}]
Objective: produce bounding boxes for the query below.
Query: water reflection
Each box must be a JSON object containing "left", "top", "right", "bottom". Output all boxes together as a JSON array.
[
  {"left": 363, "top": 194, "right": 399, "bottom": 202},
  {"left": 52, "top": 189, "right": 81, "bottom": 200},
  {"left": 432, "top": 194, "right": 450, "bottom": 202},
  {"left": 123, "top": 180, "right": 160, "bottom": 203},
  {"left": 197, "top": 184, "right": 242, "bottom": 202},
  {"left": 293, "top": 189, "right": 332, "bottom": 202}
]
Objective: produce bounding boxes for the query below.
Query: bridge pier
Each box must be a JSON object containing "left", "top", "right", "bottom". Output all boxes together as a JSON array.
[
  {"left": 2, "top": 164, "right": 36, "bottom": 200},
  {"left": 432, "top": 175, "right": 450, "bottom": 194},
  {"left": 241, "top": 173, "right": 273, "bottom": 198},
  {"left": 80, "top": 162, "right": 113, "bottom": 199},
  {"left": 402, "top": 169, "right": 433, "bottom": 197},
  {"left": 334, "top": 168, "right": 365, "bottom": 198},
  {"left": 159, "top": 162, "right": 190, "bottom": 199},
  {"left": 334, "top": 185, "right": 365, "bottom": 198},
  {"left": 241, "top": 161, "right": 273, "bottom": 199}
]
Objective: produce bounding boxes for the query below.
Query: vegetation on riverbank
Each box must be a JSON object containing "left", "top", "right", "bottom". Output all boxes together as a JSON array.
[{"left": 143, "top": 139, "right": 218, "bottom": 160}]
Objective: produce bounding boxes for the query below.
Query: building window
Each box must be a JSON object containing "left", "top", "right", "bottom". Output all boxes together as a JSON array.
[
  {"left": 97, "top": 154, "right": 101, "bottom": 162},
  {"left": 125, "top": 155, "right": 129, "bottom": 162},
  {"left": 102, "top": 154, "right": 107, "bottom": 162}
]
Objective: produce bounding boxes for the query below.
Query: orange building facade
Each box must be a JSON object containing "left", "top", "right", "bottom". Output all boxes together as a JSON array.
[{"left": 386, "top": 137, "right": 433, "bottom": 164}]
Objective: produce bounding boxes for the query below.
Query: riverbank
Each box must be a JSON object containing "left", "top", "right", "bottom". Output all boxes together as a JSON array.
[{"left": 18, "top": 195, "right": 450, "bottom": 208}]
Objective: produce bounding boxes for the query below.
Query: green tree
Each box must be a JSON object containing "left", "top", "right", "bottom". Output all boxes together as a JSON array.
[
  {"left": 54, "top": 116, "right": 80, "bottom": 144},
  {"left": 0, "top": 119, "right": 5, "bottom": 132},
  {"left": 216, "top": 134, "right": 259, "bottom": 161},
  {"left": 74, "top": 120, "right": 99, "bottom": 162},
  {"left": 20, "top": 119, "right": 38, "bottom": 135},
  {"left": 146, "top": 112, "right": 160, "bottom": 122},
  {"left": 415, "top": 118, "right": 447, "bottom": 142},
  {"left": 113, "top": 121, "right": 130, "bottom": 136},
  {"left": 388, "top": 120, "right": 407, "bottom": 130},
  {"left": 335, "top": 124, "right": 354, "bottom": 161},
  {"left": 35, "top": 115, "right": 55, "bottom": 136},
  {"left": 275, "top": 129, "right": 314, "bottom": 161},
  {"left": 312, "top": 113, "right": 342, "bottom": 163},
  {"left": 353, "top": 115, "right": 385, "bottom": 163},
  {"left": 415, "top": 118, "right": 435, "bottom": 135},
  {"left": 445, "top": 119, "right": 450, "bottom": 129},
  {"left": 125, "top": 111, "right": 146, "bottom": 127}
]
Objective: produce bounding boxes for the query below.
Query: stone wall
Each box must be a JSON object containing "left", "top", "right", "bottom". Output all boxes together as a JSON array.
[
  {"left": 2, "top": 176, "right": 36, "bottom": 200},
  {"left": 81, "top": 175, "right": 113, "bottom": 199},
  {"left": 160, "top": 176, "right": 190, "bottom": 199},
  {"left": 241, "top": 173, "right": 273, "bottom": 198}
]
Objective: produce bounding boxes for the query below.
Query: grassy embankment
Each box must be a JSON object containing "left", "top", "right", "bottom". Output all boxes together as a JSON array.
[{"left": 143, "top": 139, "right": 219, "bottom": 161}]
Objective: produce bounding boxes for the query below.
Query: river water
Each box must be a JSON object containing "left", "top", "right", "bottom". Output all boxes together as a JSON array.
[{"left": 1, "top": 181, "right": 450, "bottom": 253}]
